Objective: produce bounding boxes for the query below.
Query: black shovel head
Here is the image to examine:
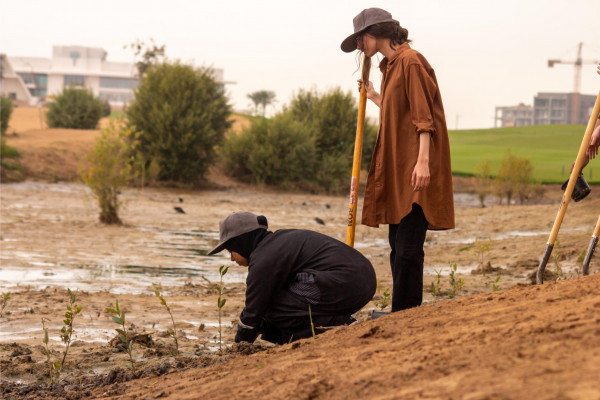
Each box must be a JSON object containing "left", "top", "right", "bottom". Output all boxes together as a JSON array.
[{"left": 561, "top": 174, "right": 591, "bottom": 202}]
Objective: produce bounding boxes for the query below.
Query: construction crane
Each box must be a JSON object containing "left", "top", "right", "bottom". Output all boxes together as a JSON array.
[{"left": 548, "top": 42, "right": 599, "bottom": 94}]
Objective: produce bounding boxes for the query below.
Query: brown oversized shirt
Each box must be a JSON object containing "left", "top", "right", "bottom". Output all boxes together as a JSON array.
[{"left": 362, "top": 43, "right": 455, "bottom": 230}]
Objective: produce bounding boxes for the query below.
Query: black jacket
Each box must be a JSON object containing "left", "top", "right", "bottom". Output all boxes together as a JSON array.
[{"left": 239, "top": 229, "right": 377, "bottom": 328}]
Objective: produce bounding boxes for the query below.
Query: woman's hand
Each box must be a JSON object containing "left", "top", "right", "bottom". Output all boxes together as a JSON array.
[
  {"left": 357, "top": 79, "right": 381, "bottom": 107},
  {"left": 586, "top": 123, "right": 600, "bottom": 160},
  {"left": 411, "top": 159, "right": 430, "bottom": 191}
]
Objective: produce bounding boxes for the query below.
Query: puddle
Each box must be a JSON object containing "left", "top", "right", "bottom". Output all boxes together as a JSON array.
[{"left": 0, "top": 263, "right": 247, "bottom": 295}]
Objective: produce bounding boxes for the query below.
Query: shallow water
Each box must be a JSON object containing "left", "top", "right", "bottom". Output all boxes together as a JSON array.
[{"left": 0, "top": 263, "right": 246, "bottom": 295}]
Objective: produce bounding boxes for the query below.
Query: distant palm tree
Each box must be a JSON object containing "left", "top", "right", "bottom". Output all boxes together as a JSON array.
[{"left": 247, "top": 90, "right": 276, "bottom": 117}]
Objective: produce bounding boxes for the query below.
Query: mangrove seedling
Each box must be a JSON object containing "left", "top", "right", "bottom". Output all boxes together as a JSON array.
[
  {"left": 308, "top": 304, "right": 316, "bottom": 342},
  {"left": 372, "top": 279, "right": 391, "bottom": 310},
  {"left": 1, "top": 292, "right": 10, "bottom": 317},
  {"left": 217, "top": 265, "right": 228, "bottom": 353},
  {"left": 551, "top": 240, "right": 565, "bottom": 281},
  {"left": 41, "top": 318, "right": 61, "bottom": 386},
  {"left": 59, "top": 289, "right": 82, "bottom": 372},
  {"left": 492, "top": 276, "right": 501, "bottom": 291},
  {"left": 106, "top": 299, "right": 135, "bottom": 369},
  {"left": 40, "top": 289, "right": 82, "bottom": 385},
  {"left": 447, "top": 263, "right": 464, "bottom": 299},
  {"left": 429, "top": 269, "right": 443, "bottom": 297},
  {"left": 152, "top": 283, "right": 178, "bottom": 352},
  {"left": 473, "top": 236, "right": 492, "bottom": 268}
]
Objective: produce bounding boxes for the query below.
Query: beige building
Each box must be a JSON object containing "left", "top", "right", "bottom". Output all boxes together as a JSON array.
[
  {"left": 495, "top": 92, "right": 597, "bottom": 127},
  {"left": 1, "top": 45, "right": 229, "bottom": 108}
]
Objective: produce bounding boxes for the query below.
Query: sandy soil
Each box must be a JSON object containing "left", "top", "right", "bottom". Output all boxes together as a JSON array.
[{"left": 1, "top": 113, "right": 600, "bottom": 399}]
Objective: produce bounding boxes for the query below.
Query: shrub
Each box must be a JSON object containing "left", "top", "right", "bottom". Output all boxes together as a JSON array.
[
  {"left": 495, "top": 150, "right": 537, "bottom": 204},
  {"left": 1, "top": 95, "right": 13, "bottom": 135},
  {"left": 46, "top": 87, "right": 104, "bottom": 129},
  {"left": 81, "top": 118, "right": 134, "bottom": 224},
  {"left": 102, "top": 99, "right": 111, "bottom": 117},
  {"left": 222, "top": 87, "right": 377, "bottom": 193},
  {"left": 287, "top": 88, "right": 379, "bottom": 180},
  {"left": 127, "top": 62, "right": 231, "bottom": 184},
  {"left": 221, "top": 113, "right": 318, "bottom": 190},
  {"left": 1, "top": 96, "right": 23, "bottom": 181},
  {"left": 472, "top": 158, "right": 493, "bottom": 207}
]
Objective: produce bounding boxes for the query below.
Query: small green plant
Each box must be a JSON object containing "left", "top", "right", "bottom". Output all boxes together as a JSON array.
[
  {"left": 81, "top": 118, "right": 135, "bottom": 225},
  {"left": 152, "top": 283, "right": 178, "bottom": 352},
  {"left": 40, "top": 289, "right": 82, "bottom": 385},
  {"left": 106, "top": 300, "right": 135, "bottom": 369},
  {"left": 551, "top": 240, "right": 565, "bottom": 281},
  {"left": 473, "top": 236, "right": 492, "bottom": 268},
  {"left": 372, "top": 279, "right": 391, "bottom": 310},
  {"left": 1, "top": 292, "right": 11, "bottom": 317},
  {"left": 217, "top": 265, "right": 228, "bottom": 353},
  {"left": 308, "top": 304, "right": 316, "bottom": 342},
  {"left": 41, "top": 318, "right": 61, "bottom": 386},
  {"left": 447, "top": 263, "right": 464, "bottom": 298},
  {"left": 429, "top": 269, "right": 443, "bottom": 297},
  {"left": 576, "top": 249, "right": 587, "bottom": 276},
  {"left": 492, "top": 276, "right": 501, "bottom": 291}
]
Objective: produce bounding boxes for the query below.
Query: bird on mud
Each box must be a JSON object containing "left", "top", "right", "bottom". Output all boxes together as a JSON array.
[
  {"left": 174, "top": 206, "right": 185, "bottom": 214},
  {"left": 315, "top": 217, "right": 325, "bottom": 225}
]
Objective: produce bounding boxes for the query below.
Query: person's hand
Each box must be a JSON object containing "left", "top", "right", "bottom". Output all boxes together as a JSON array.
[
  {"left": 586, "top": 124, "right": 600, "bottom": 160},
  {"left": 234, "top": 324, "right": 259, "bottom": 343},
  {"left": 357, "top": 79, "right": 380, "bottom": 103},
  {"left": 411, "top": 159, "right": 430, "bottom": 191}
]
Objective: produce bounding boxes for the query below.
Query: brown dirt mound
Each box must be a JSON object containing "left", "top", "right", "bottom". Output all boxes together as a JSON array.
[{"left": 78, "top": 274, "right": 600, "bottom": 400}]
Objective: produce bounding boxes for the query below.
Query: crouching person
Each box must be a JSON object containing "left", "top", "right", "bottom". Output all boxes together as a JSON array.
[{"left": 208, "top": 211, "right": 377, "bottom": 345}]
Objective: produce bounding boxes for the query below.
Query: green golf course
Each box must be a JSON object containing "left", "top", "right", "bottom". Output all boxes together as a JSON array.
[{"left": 449, "top": 124, "right": 598, "bottom": 184}]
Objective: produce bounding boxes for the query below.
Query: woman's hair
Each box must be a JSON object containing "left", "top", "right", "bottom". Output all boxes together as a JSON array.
[
  {"left": 356, "top": 21, "right": 411, "bottom": 83},
  {"left": 363, "top": 21, "right": 411, "bottom": 50}
]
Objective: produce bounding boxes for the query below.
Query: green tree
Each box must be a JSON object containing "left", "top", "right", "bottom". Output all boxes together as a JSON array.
[
  {"left": 127, "top": 62, "right": 231, "bottom": 184},
  {"left": 81, "top": 118, "right": 134, "bottom": 224},
  {"left": 285, "top": 87, "right": 378, "bottom": 192},
  {"left": 472, "top": 158, "right": 493, "bottom": 207},
  {"left": 247, "top": 90, "right": 276, "bottom": 117},
  {"left": 1, "top": 96, "right": 22, "bottom": 181},
  {"left": 46, "top": 87, "right": 104, "bottom": 129},
  {"left": 125, "top": 39, "right": 166, "bottom": 78},
  {"left": 1, "top": 95, "right": 13, "bottom": 135},
  {"left": 223, "top": 87, "right": 377, "bottom": 193},
  {"left": 222, "top": 113, "right": 318, "bottom": 190},
  {"left": 496, "top": 150, "right": 535, "bottom": 205}
]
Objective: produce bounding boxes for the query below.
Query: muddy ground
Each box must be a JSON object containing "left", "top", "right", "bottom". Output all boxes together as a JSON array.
[{"left": 1, "top": 116, "right": 600, "bottom": 399}]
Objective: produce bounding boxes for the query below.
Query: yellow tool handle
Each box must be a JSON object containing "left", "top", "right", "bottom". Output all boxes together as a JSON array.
[
  {"left": 547, "top": 89, "right": 600, "bottom": 245},
  {"left": 346, "top": 54, "right": 370, "bottom": 247}
]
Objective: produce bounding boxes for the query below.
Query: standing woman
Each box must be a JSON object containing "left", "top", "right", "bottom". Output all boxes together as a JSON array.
[{"left": 341, "top": 8, "right": 455, "bottom": 311}]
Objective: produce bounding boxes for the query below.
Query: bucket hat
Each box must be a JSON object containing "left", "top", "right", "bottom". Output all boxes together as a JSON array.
[
  {"left": 208, "top": 211, "right": 268, "bottom": 255},
  {"left": 340, "top": 8, "right": 397, "bottom": 53}
]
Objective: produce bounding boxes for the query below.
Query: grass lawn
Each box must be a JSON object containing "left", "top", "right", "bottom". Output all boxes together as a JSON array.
[{"left": 449, "top": 125, "right": 598, "bottom": 184}]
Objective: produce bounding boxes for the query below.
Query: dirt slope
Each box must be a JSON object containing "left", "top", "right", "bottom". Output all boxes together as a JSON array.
[{"left": 89, "top": 274, "right": 600, "bottom": 400}]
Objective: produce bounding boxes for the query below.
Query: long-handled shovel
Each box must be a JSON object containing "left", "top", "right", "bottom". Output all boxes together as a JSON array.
[
  {"left": 346, "top": 54, "right": 370, "bottom": 247},
  {"left": 536, "top": 90, "right": 600, "bottom": 284},
  {"left": 582, "top": 215, "right": 600, "bottom": 275}
]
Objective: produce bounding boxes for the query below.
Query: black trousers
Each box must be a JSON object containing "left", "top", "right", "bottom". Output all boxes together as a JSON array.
[
  {"left": 388, "top": 203, "right": 428, "bottom": 312},
  {"left": 260, "top": 290, "right": 355, "bottom": 345}
]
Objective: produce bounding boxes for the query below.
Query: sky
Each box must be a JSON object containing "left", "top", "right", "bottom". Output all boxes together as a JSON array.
[{"left": 2, "top": 0, "right": 600, "bottom": 129}]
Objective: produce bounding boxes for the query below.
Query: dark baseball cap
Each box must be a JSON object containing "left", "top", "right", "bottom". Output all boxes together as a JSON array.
[
  {"left": 340, "top": 8, "right": 397, "bottom": 53},
  {"left": 208, "top": 211, "right": 268, "bottom": 255}
]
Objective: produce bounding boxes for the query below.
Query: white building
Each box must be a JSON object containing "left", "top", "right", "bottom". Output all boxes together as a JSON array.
[{"left": 2, "top": 45, "right": 229, "bottom": 108}]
